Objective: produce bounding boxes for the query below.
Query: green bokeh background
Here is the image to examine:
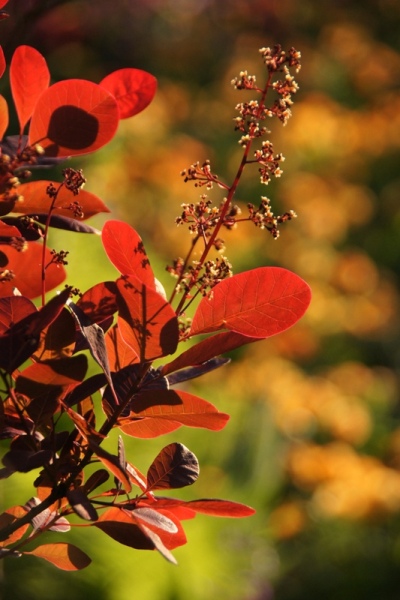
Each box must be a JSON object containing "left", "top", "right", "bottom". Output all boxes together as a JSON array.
[{"left": 1, "top": 1, "right": 400, "bottom": 599}]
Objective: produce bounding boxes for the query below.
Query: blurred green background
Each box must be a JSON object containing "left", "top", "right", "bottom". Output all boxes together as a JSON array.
[{"left": 2, "top": 0, "right": 400, "bottom": 598}]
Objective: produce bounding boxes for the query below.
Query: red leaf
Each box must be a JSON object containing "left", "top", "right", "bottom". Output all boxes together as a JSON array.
[
  {"left": 162, "top": 331, "right": 259, "bottom": 377},
  {"left": 0, "top": 1, "right": 8, "bottom": 9},
  {"left": 0, "top": 241, "right": 66, "bottom": 298},
  {"left": 0, "top": 506, "right": 29, "bottom": 547},
  {"left": 99, "top": 68, "right": 157, "bottom": 119},
  {"left": 29, "top": 80, "right": 119, "bottom": 157},
  {"left": 102, "top": 220, "right": 156, "bottom": 287},
  {"left": 119, "top": 389, "right": 229, "bottom": 438},
  {"left": 150, "top": 498, "right": 255, "bottom": 518},
  {"left": 26, "top": 543, "right": 91, "bottom": 571},
  {"left": 15, "top": 181, "right": 110, "bottom": 220},
  {"left": 95, "top": 507, "right": 177, "bottom": 563},
  {"left": 190, "top": 267, "right": 311, "bottom": 338},
  {"left": 116, "top": 275, "right": 179, "bottom": 361},
  {"left": 0, "top": 46, "right": 5, "bottom": 78},
  {"left": 147, "top": 443, "right": 199, "bottom": 490},
  {"left": 18, "top": 355, "right": 88, "bottom": 386},
  {"left": 133, "top": 507, "right": 187, "bottom": 550},
  {"left": 88, "top": 442, "right": 132, "bottom": 493},
  {"left": 0, "top": 94, "right": 8, "bottom": 138},
  {"left": 0, "top": 296, "right": 36, "bottom": 334},
  {"left": 77, "top": 281, "right": 118, "bottom": 324},
  {"left": 10, "top": 46, "right": 50, "bottom": 134},
  {"left": 105, "top": 323, "right": 139, "bottom": 370}
]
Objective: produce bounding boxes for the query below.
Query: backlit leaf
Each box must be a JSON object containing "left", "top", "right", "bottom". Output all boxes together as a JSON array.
[
  {"left": 147, "top": 442, "right": 199, "bottom": 490},
  {"left": 10, "top": 46, "right": 50, "bottom": 134},
  {"left": 162, "top": 331, "right": 259, "bottom": 377},
  {"left": 116, "top": 275, "right": 179, "bottom": 361},
  {"left": 26, "top": 543, "right": 91, "bottom": 571},
  {"left": 190, "top": 267, "right": 311, "bottom": 338},
  {"left": 99, "top": 68, "right": 157, "bottom": 119},
  {"left": 0, "top": 506, "right": 29, "bottom": 547},
  {"left": 102, "top": 220, "right": 156, "bottom": 287},
  {"left": 29, "top": 79, "right": 119, "bottom": 157},
  {"left": 119, "top": 389, "right": 229, "bottom": 438},
  {"left": 0, "top": 46, "right": 5, "bottom": 78},
  {"left": 15, "top": 180, "right": 110, "bottom": 220},
  {"left": 148, "top": 497, "right": 256, "bottom": 518},
  {"left": 105, "top": 323, "right": 139, "bottom": 370},
  {"left": 0, "top": 94, "right": 8, "bottom": 139},
  {"left": 89, "top": 441, "right": 131, "bottom": 493},
  {"left": 0, "top": 296, "right": 36, "bottom": 333},
  {"left": 0, "top": 241, "right": 66, "bottom": 298},
  {"left": 77, "top": 281, "right": 118, "bottom": 324},
  {"left": 18, "top": 354, "right": 88, "bottom": 386}
]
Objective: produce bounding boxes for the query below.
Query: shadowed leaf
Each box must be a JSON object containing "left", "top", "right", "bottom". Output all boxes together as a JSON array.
[
  {"left": 102, "top": 220, "right": 156, "bottom": 287},
  {"left": 147, "top": 443, "right": 199, "bottom": 490},
  {"left": 0, "top": 94, "right": 8, "bottom": 139},
  {"left": 67, "top": 489, "right": 98, "bottom": 521},
  {"left": 26, "top": 543, "right": 91, "bottom": 570},
  {"left": 29, "top": 80, "right": 119, "bottom": 157},
  {"left": 88, "top": 441, "right": 131, "bottom": 493}
]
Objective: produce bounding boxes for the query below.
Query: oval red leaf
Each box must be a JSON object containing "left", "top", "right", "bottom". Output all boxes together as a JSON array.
[
  {"left": 10, "top": 45, "right": 50, "bottom": 134},
  {"left": 0, "top": 94, "right": 8, "bottom": 138},
  {"left": 99, "top": 68, "right": 157, "bottom": 119},
  {"left": 16, "top": 181, "right": 110, "bottom": 220},
  {"left": 147, "top": 442, "right": 199, "bottom": 491},
  {"left": 0, "top": 45, "right": 5, "bottom": 78},
  {"left": 29, "top": 80, "right": 119, "bottom": 157},
  {"left": 102, "top": 220, "right": 156, "bottom": 287},
  {"left": 26, "top": 543, "right": 91, "bottom": 571},
  {"left": 190, "top": 266, "right": 311, "bottom": 338},
  {"left": 0, "top": 241, "right": 66, "bottom": 298}
]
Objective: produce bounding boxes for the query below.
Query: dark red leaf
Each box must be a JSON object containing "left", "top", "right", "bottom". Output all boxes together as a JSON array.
[
  {"left": 190, "top": 267, "right": 311, "bottom": 338},
  {"left": 67, "top": 489, "right": 98, "bottom": 521},
  {"left": 33, "top": 307, "right": 76, "bottom": 361},
  {"left": 116, "top": 275, "right": 179, "bottom": 361},
  {"left": 162, "top": 331, "right": 259, "bottom": 377},
  {"left": 0, "top": 287, "right": 71, "bottom": 372},
  {"left": 99, "top": 68, "right": 157, "bottom": 119},
  {"left": 15, "top": 181, "right": 110, "bottom": 220},
  {"left": 10, "top": 46, "right": 50, "bottom": 134},
  {"left": 102, "top": 220, "right": 156, "bottom": 287},
  {"left": 29, "top": 80, "right": 119, "bottom": 157},
  {"left": 0, "top": 296, "right": 36, "bottom": 334},
  {"left": 82, "top": 469, "right": 110, "bottom": 495},
  {"left": 26, "top": 543, "right": 91, "bottom": 571},
  {"left": 0, "top": 94, "right": 8, "bottom": 139},
  {"left": 77, "top": 281, "right": 118, "bottom": 324},
  {"left": 147, "top": 442, "right": 199, "bottom": 490}
]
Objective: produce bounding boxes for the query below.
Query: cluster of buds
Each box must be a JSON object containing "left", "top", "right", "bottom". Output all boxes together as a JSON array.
[
  {"left": 62, "top": 168, "right": 86, "bottom": 196},
  {"left": 48, "top": 249, "right": 69, "bottom": 267},
  {"left": 0, "top": 144, "right": 44, "bottom": 212},
  {"left": 169, "top": 256, "right": 233, "bottom": 299},
  {"left": 176, "top": 196, "right": 222, "bottom": 238},
  {"left": 247, "top": 197, "right": 297, "bottom": 239},
  {"left": 180, "top": 160, "right": 222, "bottom": 190},
  {"left": 252, "top": 141, "right": 285, "bottom": 185}
]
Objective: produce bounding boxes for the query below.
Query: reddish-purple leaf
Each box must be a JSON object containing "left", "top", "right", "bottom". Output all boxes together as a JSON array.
[
  {"left": 77, "top": 281, "right": 118, "bottom": 324},
  {"left": 26, "top": 543, "right": 91, "bottom": 571},
  {"left": 29, "top": 80, "right": 119, "bottom": 157},
  {"left": 15, "top": 181, "right": 110, "bottom": 220},
  {"left": 67, "top": 489, "right": 98, "bottom": 522},
  {"left": 162, "top": 331, "right": 259, "bottom": 377},
  {"left": 0, "top": 94, "right": 8, "bottom": 138},
  {"left": 116, "top": 275, "right": 179, "bottom": 361},
  {"left": 190, "top": 267, "right": 311, "bottom": 338},
  {"left": 82, "top": 469, "right": 110, "bottom": 495},
  {"left": 119, "top": 389, "right": 229, "bottom": 438},
  {"left": 147, "top": 443, "right": 199, "bottom": 490},
  {"left": 102, "top": 220, "right": 156, "bottom": 288},
  {"left": 99, "top": 68, "right": 157, "bottom": 119},
  {"left": 10, "top": 46, "right": 50, "bottom": 134}
]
